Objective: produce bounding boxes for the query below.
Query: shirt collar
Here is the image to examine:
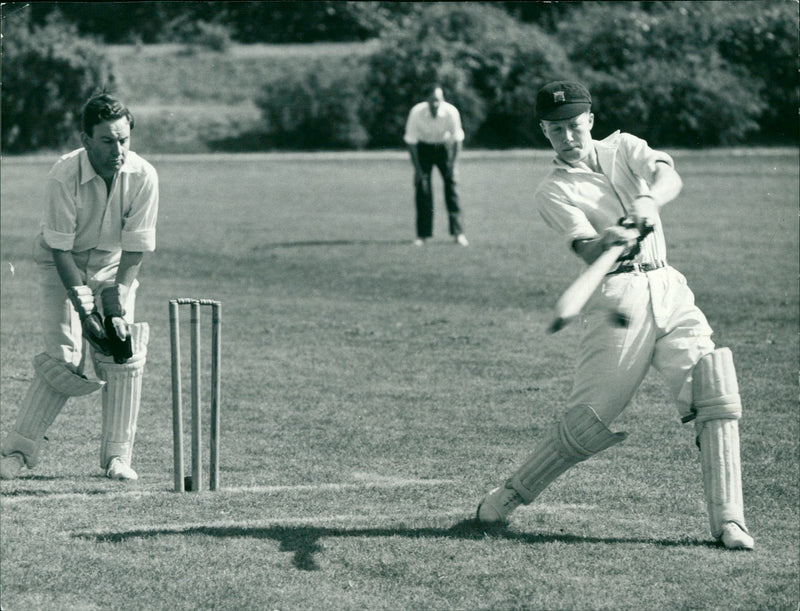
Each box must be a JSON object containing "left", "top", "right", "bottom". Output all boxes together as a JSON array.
[
  {"left": 79, "top": 149, "right": 99, "bottom": 185},
  {"left": 78, "top": 148, "right": 136, "bottom": 185},
  {"left": 552, "top": 134, "right": 618, "bottom": 173}
]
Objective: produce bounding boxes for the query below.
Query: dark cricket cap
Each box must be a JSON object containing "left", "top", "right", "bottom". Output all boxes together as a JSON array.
[{"left": 536, "top": 81, "right": 592, "bottom": 121}]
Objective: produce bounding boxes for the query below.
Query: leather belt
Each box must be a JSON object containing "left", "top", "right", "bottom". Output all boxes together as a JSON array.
[{"left": 608, "top": 260, "right": 667, "bottom": 275}]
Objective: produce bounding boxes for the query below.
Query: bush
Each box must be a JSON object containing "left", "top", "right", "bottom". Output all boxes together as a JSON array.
[
  {"left": 586, "top": 56, "right": 765, "bottom": 147},
  {"left": 1, "top": 17, "right": 114, "bottom": 152},
  {"left": 255, "top": 58, "right": 369, "bottom": 149},
  {"left": 362, "top": 3, "right": 569, "bottom": 148},
  {"left": 561, "top": 1, "right": 794, "bottom": 146},
  {"left": 159, "top": 16, "right": 233, "bottom": 52},
  {"left": 714, "top": 2, "right": 798, "bottom": 143}
]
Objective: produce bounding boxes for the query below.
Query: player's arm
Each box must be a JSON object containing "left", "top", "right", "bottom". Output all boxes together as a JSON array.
[
  {"left": 99, "top": 250, "right": 144, "bottom": 363},
  {"left": 52, "top": 248, "right": 111, "bottom": 355},
  {"left": 407, "top": 143, "right": 423, "bottom": 178},
  {"left": 115, "top": 251, "right": 143, "bottom": 287},
  {"left": 52, "top": 248, "right": 84, "bottom": 288},
  {"left": 631, "top": 160, "right": 683, "bottom": 231},
  {"left": 447, "top": 140, "right": 461, "bottom": 167},
  {"left": 572, "top": 226, "right": 640, "bottom": 266}
]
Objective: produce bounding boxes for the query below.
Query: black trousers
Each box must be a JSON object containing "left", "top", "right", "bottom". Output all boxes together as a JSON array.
[{"left": 414, "top": 142, "right": 463, "bottom": 238}]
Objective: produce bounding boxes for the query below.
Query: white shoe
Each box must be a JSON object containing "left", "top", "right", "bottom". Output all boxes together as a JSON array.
[
  {"left": 719, "top": 522, "right": 754, "bottom": 550},
  {"left": 476, "top": 486, "right": 522, "bottom": 523},
  {"left": 0, "top": 453, "right": 26, "bottom": 479},
  {"left": 106, "top": 457, "right": 138, "bottom": 481},
  {"left": 413, "top": 238, "right": 426, "bottom": 247},
  {"left": 455, "top": 234, "right": 469, "bottom": 247}
]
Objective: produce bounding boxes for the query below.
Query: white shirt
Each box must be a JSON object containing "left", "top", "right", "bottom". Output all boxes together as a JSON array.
[
  {"left": 535, "top": 131, "right": 673, "bottom": 264},
  {"left": 403, "top": 100, "right": 465, "bottom": 145},
  {"left": 40, "top": 148, "right": 159, "bottom": 253}
]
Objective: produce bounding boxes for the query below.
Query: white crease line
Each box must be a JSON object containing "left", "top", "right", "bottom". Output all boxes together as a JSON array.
[{"left": 0, "top": 477, "right": 456, "bottom": 504}]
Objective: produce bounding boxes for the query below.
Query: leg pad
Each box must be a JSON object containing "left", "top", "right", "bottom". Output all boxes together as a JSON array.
[
  {"left": 1, "top": 375, "right": 70, "bottom": 467},
  {"left": 93, "top": 323, "right": 149, "bottom": 469},
  {"left": 508, "top": 405, "right": 627, "bottom": 504}
]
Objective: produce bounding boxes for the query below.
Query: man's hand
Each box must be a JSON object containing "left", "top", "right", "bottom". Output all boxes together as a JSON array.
[
  {"left": 600, "top": 225, "right": 641, "bottom": 254},
  {"left": 631, "top": 194, "right": 659, "bottom": 232},
  {"left": 67, "top": 286, "right": 112, "bottom": 356},
  {"left": 101, "top": 285, "right": 132, "bottom": 363}
]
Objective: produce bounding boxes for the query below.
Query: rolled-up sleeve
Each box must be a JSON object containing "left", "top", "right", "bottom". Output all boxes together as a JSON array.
[
  {"left": 403, "top": 106, "right": 420, "bottom": 145},
  {"left": 449, "top": 107, "right": 465, "bottom": 143},
  {"left": 621, "top": 133, "right": 673, "bottom": 182},
  {"left": 121, "top": 166, "right": 159, "bottom": 252},
  {"left": 41, "top": 178, "right": 78, "bottom": 251}
]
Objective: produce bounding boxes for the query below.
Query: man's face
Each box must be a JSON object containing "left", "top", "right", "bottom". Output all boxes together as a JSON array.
[
  {"left": 540, "top": 111, "right": 594, "bottom": 165},
  {"left": 82, "top": 117, "right": 130, "bottom": 180},
  {"left": 427, "top": 88, "right": 444, "bottom": 116}
]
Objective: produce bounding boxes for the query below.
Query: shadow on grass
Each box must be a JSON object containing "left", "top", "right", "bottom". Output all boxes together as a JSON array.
[{"left": 75, "top": 518, "right": 717, "bottom": 571}]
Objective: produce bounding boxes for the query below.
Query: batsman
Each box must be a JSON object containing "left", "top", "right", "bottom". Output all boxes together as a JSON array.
[
  {"left": 0, "top": 93, "right": 158, "bottom": 481},
  {"left": 476, "top": 81, "right": 754, "bottom": 550}
]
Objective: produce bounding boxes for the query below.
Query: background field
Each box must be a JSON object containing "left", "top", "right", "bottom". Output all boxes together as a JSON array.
[{"left": 1, "top": 150, "right": 798, "bottom": 610}]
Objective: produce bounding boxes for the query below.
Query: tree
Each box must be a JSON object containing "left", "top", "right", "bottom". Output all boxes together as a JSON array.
[{"left": 2, "top": 15, "right": 115, "bottom": 152}]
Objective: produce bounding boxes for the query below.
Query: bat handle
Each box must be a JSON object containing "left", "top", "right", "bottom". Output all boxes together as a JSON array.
[{"left": 548, "top": 244, "right": 627, "bottom": 333}]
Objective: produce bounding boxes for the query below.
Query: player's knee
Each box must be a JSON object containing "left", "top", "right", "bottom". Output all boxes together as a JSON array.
[
  {"left": 34, "top": 352, "right": 104, "bottom": 397},
  {"left": 557, "top": 404, "right": 628, "bottom": 456},
  {"left": 689, "top": 348, "right": 742, "bottom": 423}
]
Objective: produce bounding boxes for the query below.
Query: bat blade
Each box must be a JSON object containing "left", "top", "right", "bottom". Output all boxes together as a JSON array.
[{"left": 548, "top": 244, "right": 626, "bottom": 333}]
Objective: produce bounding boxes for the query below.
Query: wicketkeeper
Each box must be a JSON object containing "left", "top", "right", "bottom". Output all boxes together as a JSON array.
[
  {"left": 0, "top": 93, "right": 158, "bottom": 481},
  {"left": 476, "top": 81, "right": 754, "bottom": 550}
]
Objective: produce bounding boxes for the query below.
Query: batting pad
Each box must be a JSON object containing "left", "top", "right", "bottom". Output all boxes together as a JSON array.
[
  {"left": 697, "top": 418, "right": 748, "bottom": 539},
  {"left": 34, "top": 352, "right": 105, "bottom": 397},
  {"left": 692, "top": 348, "right": 742, "bottom": 422},
  {"left": 93, "top": 323, "right": 149, "bottom": 468},
  {"left": 1, "top": 374, "right": 71, "bottom": 467},
  {"left": 508, "top": 405, "right": 627, "bottom": 504}
]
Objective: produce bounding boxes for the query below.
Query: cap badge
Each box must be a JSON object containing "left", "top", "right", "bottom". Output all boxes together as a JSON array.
[{"left": 554, "top": 90, "right": 566, "bottom": 102}]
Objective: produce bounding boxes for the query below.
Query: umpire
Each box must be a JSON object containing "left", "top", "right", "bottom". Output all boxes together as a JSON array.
[{"left": 404, "top": 84, "right": 468, "bottom": 247}]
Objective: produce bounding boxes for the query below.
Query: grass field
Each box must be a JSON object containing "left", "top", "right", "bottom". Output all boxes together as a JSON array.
[{"left": 1, "top": 149, "right": 798, "bottom": 610}]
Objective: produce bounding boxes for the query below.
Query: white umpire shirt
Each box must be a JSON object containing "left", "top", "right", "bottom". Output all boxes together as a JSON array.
[{"left": 403, "top": 100, "right": 465, "bottom": 146}]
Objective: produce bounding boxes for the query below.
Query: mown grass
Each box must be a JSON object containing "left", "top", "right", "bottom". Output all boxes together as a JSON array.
[{"left": 1, "top": 150, "right": 798, "bottom": 610}]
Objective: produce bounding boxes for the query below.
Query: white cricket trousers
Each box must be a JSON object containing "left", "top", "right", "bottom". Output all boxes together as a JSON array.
[{"left": 569, "top": 265, "right": 715, "bottom": 424}]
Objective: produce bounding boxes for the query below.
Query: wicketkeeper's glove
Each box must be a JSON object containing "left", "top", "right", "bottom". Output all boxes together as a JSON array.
[
  {"left": 67, "top": 285, "right": 112, "bottom": 356},
  {"left": 100, "top": 285, "right": 133, "bottom": 364}
]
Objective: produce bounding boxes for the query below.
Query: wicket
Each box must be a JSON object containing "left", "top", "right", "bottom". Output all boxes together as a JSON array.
[{"left": 169, "top": 298, "right": 221, "bottom": 492}]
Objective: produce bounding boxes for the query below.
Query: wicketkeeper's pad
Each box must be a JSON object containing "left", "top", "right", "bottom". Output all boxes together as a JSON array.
[
  {"left": 34, "top": 352, "right": 105, "bottom": 396},
  {"left": 93, "top": 323, "right": 149, "bottom": 468}
]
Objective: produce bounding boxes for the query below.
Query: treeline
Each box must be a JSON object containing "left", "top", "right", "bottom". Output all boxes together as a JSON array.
[
  {"left": 16, "top": 1, "right": 578, "bottom": 44},
  {"left": 2, "top": 2, "right": 796, "bottom": 152}
]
